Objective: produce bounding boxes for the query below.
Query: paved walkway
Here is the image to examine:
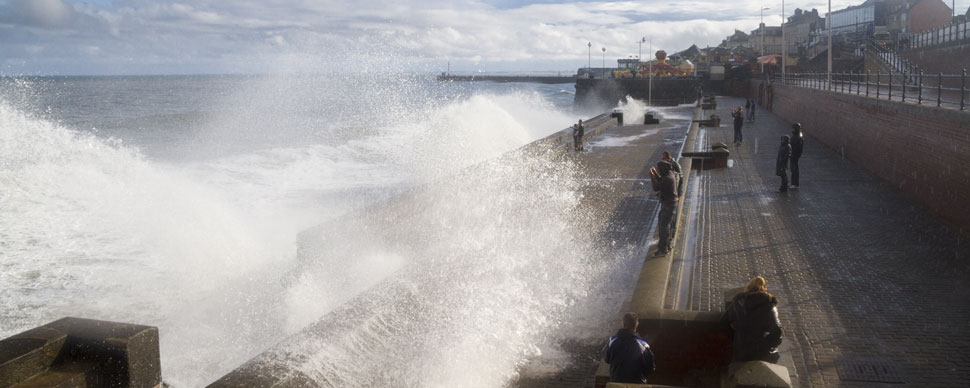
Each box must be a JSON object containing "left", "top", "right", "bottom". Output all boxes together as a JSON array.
[
  {"left": 670, "top": 96, "right": 970, "bottom": 387},
  {"left": 513, "top": 106, "right": 696, "bottom": 388}
]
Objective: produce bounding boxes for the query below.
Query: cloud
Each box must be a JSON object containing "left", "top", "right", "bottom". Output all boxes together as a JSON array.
[
  {"left": 1, "top": 0, "right": 966, "bottom": 75},
  {"left": 5, "top": 0, "right": 77, "bottom": 26}
]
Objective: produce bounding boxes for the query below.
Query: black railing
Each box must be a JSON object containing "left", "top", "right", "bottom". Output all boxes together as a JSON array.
[{"left": 783, "top": 70, "right": 968, "bottom": 111}]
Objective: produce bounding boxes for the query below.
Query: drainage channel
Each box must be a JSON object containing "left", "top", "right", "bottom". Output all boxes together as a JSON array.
[{"left": 666, "top": 127, "right": 710, "bottom": 311}]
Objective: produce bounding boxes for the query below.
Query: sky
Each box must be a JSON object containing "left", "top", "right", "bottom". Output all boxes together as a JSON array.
[{"left": 0, "top": 0, "right": 967, "bottom": 75}]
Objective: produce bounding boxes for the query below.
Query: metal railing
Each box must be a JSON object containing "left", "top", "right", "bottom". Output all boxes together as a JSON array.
[
  {"left": 905, "top": 21, "right": 970, "bottom": 50},
  {"left": 868, "top": 41, "right": 918, "bottom": 77},
  {"left": 783, "top": 69, "right": 968, "bottom": 111}
]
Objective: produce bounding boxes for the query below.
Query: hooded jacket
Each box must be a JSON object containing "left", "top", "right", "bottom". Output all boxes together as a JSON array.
[
  {"left": 776, "top": 136, "right": 791, "bottom": 176},
  {"left": 722, "top": 292, "right": 783, "bottom": 362},
  {"left": 790, "top": 129, "right": 804, "bottom": 159},
  {"left": 603, "top": 328, "right": 655, "bottom": 383}
]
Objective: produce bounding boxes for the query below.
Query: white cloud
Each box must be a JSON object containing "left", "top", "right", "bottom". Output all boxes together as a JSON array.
[
  {"left": 7, "top": 0, "right": 77, "bottom": 26},
  {"left": 0, "top": 0, "right": 966, "bottom": 74}
]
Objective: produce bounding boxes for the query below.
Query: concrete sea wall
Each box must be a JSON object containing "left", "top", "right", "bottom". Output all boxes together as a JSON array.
[
  {"left": 744, "top": 81, "right": 970, "bottom": 232},
  {"left": 575, "top": 78, "right": 700, "bottom": 110}
]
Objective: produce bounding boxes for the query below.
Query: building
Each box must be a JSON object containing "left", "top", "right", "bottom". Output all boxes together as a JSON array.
[
  {"left": 720, "top": 30, "right": 753, "bottom": 50},
  {"left": 784, "top": 8, "right": 825, "bottom": 56},
  {"left": 617, "top": 58, "right": 640, "bottom": 69},
  {"left": 825, "top": 0, "right": 885, "bottom": 34},
  {"left": 903, "top": 0, "right": 952, "bottom": 32},
  {"left": 824, "top": 0, "right": 952, "bottom": 35},
  {"left": 751, "top": 24, "right": 784, "bottom": 55}
]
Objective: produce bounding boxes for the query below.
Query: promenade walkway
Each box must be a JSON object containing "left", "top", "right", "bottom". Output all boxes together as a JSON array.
[
  {"left": 668, "top": 96, "right": 970, "bottom": 386},
  {"left": 513, "top": 106, "right": 697, "bottom": 388}
]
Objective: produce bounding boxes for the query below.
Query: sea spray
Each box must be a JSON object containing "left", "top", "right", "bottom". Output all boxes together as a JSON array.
[
  {"left": 250, "top": 150, "right": 613, "bottom": 388},
  {"left": 0, "top": 76, "right": 588, "bottom": 387}
]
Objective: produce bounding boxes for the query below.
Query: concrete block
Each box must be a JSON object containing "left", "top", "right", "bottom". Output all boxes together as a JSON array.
[
  {"left": 45, "top": 318, "right": 161, "bottom": 388},
  {"left": 727, "top": 361, "right": 791, "bottom": 388},
  {"left": 0, "top": 327, "right": 67, "bottom": 388}
]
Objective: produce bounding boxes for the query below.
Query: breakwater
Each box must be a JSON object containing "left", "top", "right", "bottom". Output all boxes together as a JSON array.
[
  {"left": 206, "top": 113, "right": 621, "bottom": 388},
  {"left": 436, "top": 74, "right": 575, "bottom": 84},
  {"left": 575, "top": 78, "right": 701, "bottom": 110}
]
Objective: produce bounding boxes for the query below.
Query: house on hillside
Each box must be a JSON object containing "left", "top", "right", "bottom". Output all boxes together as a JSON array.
[
  {"left": 751, "top": 24, "right": 784, "bottom": 55},
  {"left": 892, "top": 0, "right": 953, "bottom": 33}
]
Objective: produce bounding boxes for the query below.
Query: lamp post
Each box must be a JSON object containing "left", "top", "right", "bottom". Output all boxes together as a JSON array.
[
  {"left": 638, "top": 37, "right": 645, "bottom": 61},
  {"left": 782, "top": 0, "right": 786, "bottom": 83},
  {"left": 761, "top": 6, "right": 771, "bottom": 73},
  {"left": 638, "top": 37, "right": 646, "bottom": 79},
  {"left": 648, "top": 38, "right": 653, "bottom": 105},
  {"left": 587, "top": 42, "right": 592, "bottom": 78},
  {"left": 602, "top": 47, "right": 606, "bottom": 78},
  {"left": 827, "top": 0, "right": 832, "bottom": 89}
]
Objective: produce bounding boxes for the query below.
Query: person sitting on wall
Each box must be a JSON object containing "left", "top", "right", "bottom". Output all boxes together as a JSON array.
[
  {"left": 721, "top": 276, "right": 783, "bottom": 364},
  {"left": 603, "top": 312, "right": 656, "bottom": 384}
]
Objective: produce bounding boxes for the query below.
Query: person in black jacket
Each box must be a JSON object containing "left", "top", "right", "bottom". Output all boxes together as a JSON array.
[
  {"left": 604, "top": 312, "right": 655, "bottom": 384},
  {"left": 748, "top": 98, "right": 757, "bottom": 122},
  {"left": 776, "top": 135, "right": 791, "bottom": 193},
  {"left": 721, "top": 276, "right": 783, "bottom": 363},
  {"left": 649, "top": 161, "right": 679, "bottom": 255},
  {"left": 789, "top": 123, "right": 804, "bottom": 188},
  {"left": 732, "top": 106, "right": 744, "bottom": 145}
]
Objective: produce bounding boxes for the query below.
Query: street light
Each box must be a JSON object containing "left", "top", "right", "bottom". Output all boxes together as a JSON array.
[
  {"left": 648, "top": 38, "right": 653, "bottom": 105},
  {"left": 587, "top": 42, "right": 592, "bottom": 78},
  {"left": 638, "top": 37, "right": 646, "bottom": 79},
  {"left": 827, "top": 0, "right": 832, "bottom": 89},
  {"left": 761, "top": 6, "right": 771, "bottom": 73},
  {"left": 602, "top": 47, "right": 606, "bottom": 78},
  {"left": 782, "top": 0, "right": 786, "bottom": 82}
]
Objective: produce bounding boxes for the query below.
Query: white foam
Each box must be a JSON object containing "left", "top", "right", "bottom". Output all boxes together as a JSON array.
[{"left": 0, "top": 82, "right": 595, "bottom": 387}]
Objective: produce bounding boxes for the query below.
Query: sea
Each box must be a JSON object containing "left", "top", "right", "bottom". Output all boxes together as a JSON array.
[{"left": 0, "top": 74, "right": 648, "bottom": 387}]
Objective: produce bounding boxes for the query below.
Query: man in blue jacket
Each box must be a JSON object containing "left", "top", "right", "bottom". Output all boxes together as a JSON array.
[{"left": 604, "top": 312, "right": 656, "bottom": 384}]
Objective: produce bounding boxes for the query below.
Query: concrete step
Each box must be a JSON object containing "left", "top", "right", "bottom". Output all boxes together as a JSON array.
[
  {"left": 0, "top": 327, "right": 68, "bottom": 388},
  {"left": 11, "top": 362, "right": 99, "bottom": 388}
]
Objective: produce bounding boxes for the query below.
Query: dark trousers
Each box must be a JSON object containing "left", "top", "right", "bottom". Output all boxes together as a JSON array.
[
  {"left": 733, "top": 126, "right": 743, "bottom": 143},
  {"left": 779, "top": 171, "right": 789, "bottom": 192},
  {"left": 657, "top": 202, "right": 676, "bottom": 252},
  {"left": 790, "top": 157, "right": 800, "bottom": 186},
  {"left": 574, "top": 136, "right": 582, "bottom": 151}
]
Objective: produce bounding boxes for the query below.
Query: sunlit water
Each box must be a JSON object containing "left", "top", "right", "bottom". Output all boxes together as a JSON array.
[{"left": 0, "top": 74, "right": 644, "bottom": 386}]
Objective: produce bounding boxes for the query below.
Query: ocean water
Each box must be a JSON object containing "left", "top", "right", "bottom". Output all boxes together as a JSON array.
[{"left": 0, "top": 74, "right": 624, "bottom": 386}]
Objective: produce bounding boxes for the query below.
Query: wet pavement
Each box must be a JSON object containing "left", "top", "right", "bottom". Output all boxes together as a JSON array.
[
  {"left": 512, "top": 105, "right": 696, "bottom": 388},
  {"left": 669, "top": 96, "right": 970, "bottom": 387}
]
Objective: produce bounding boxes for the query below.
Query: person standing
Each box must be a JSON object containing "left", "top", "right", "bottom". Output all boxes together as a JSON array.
[
  {"left": 776, "top": 135, "right": 791, "bottom": 193},
  {"left": 573, "top": 119, "right": 585, "bottom": 152},
  {"left": 603, "top": 312, "right": 656, "bottom": 384},
  {"left": 649, "top": 161, "right": 679, "bottom": 255},
  {"left": 721, "top": 276, "right": 783, "bottom": 363},
  {"left": 748, "top": 98, "right": 757, "bottom": 122},
  {"left": 661, "top": 151, "right": 683, "bottom": 239},
  {"left": 732, "top": 106, "right": 744, "bottom": 145},
  {"left": 789, "top": 123, "right": 804, "bottom": 188}
]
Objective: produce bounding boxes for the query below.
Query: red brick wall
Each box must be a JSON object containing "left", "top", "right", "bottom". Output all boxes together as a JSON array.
[
  {"left": 910, "top": 0, "right": 952, "bottom": 33},
  {"left": 752, "top": 82, "right": 970, "bottom": 232}
]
